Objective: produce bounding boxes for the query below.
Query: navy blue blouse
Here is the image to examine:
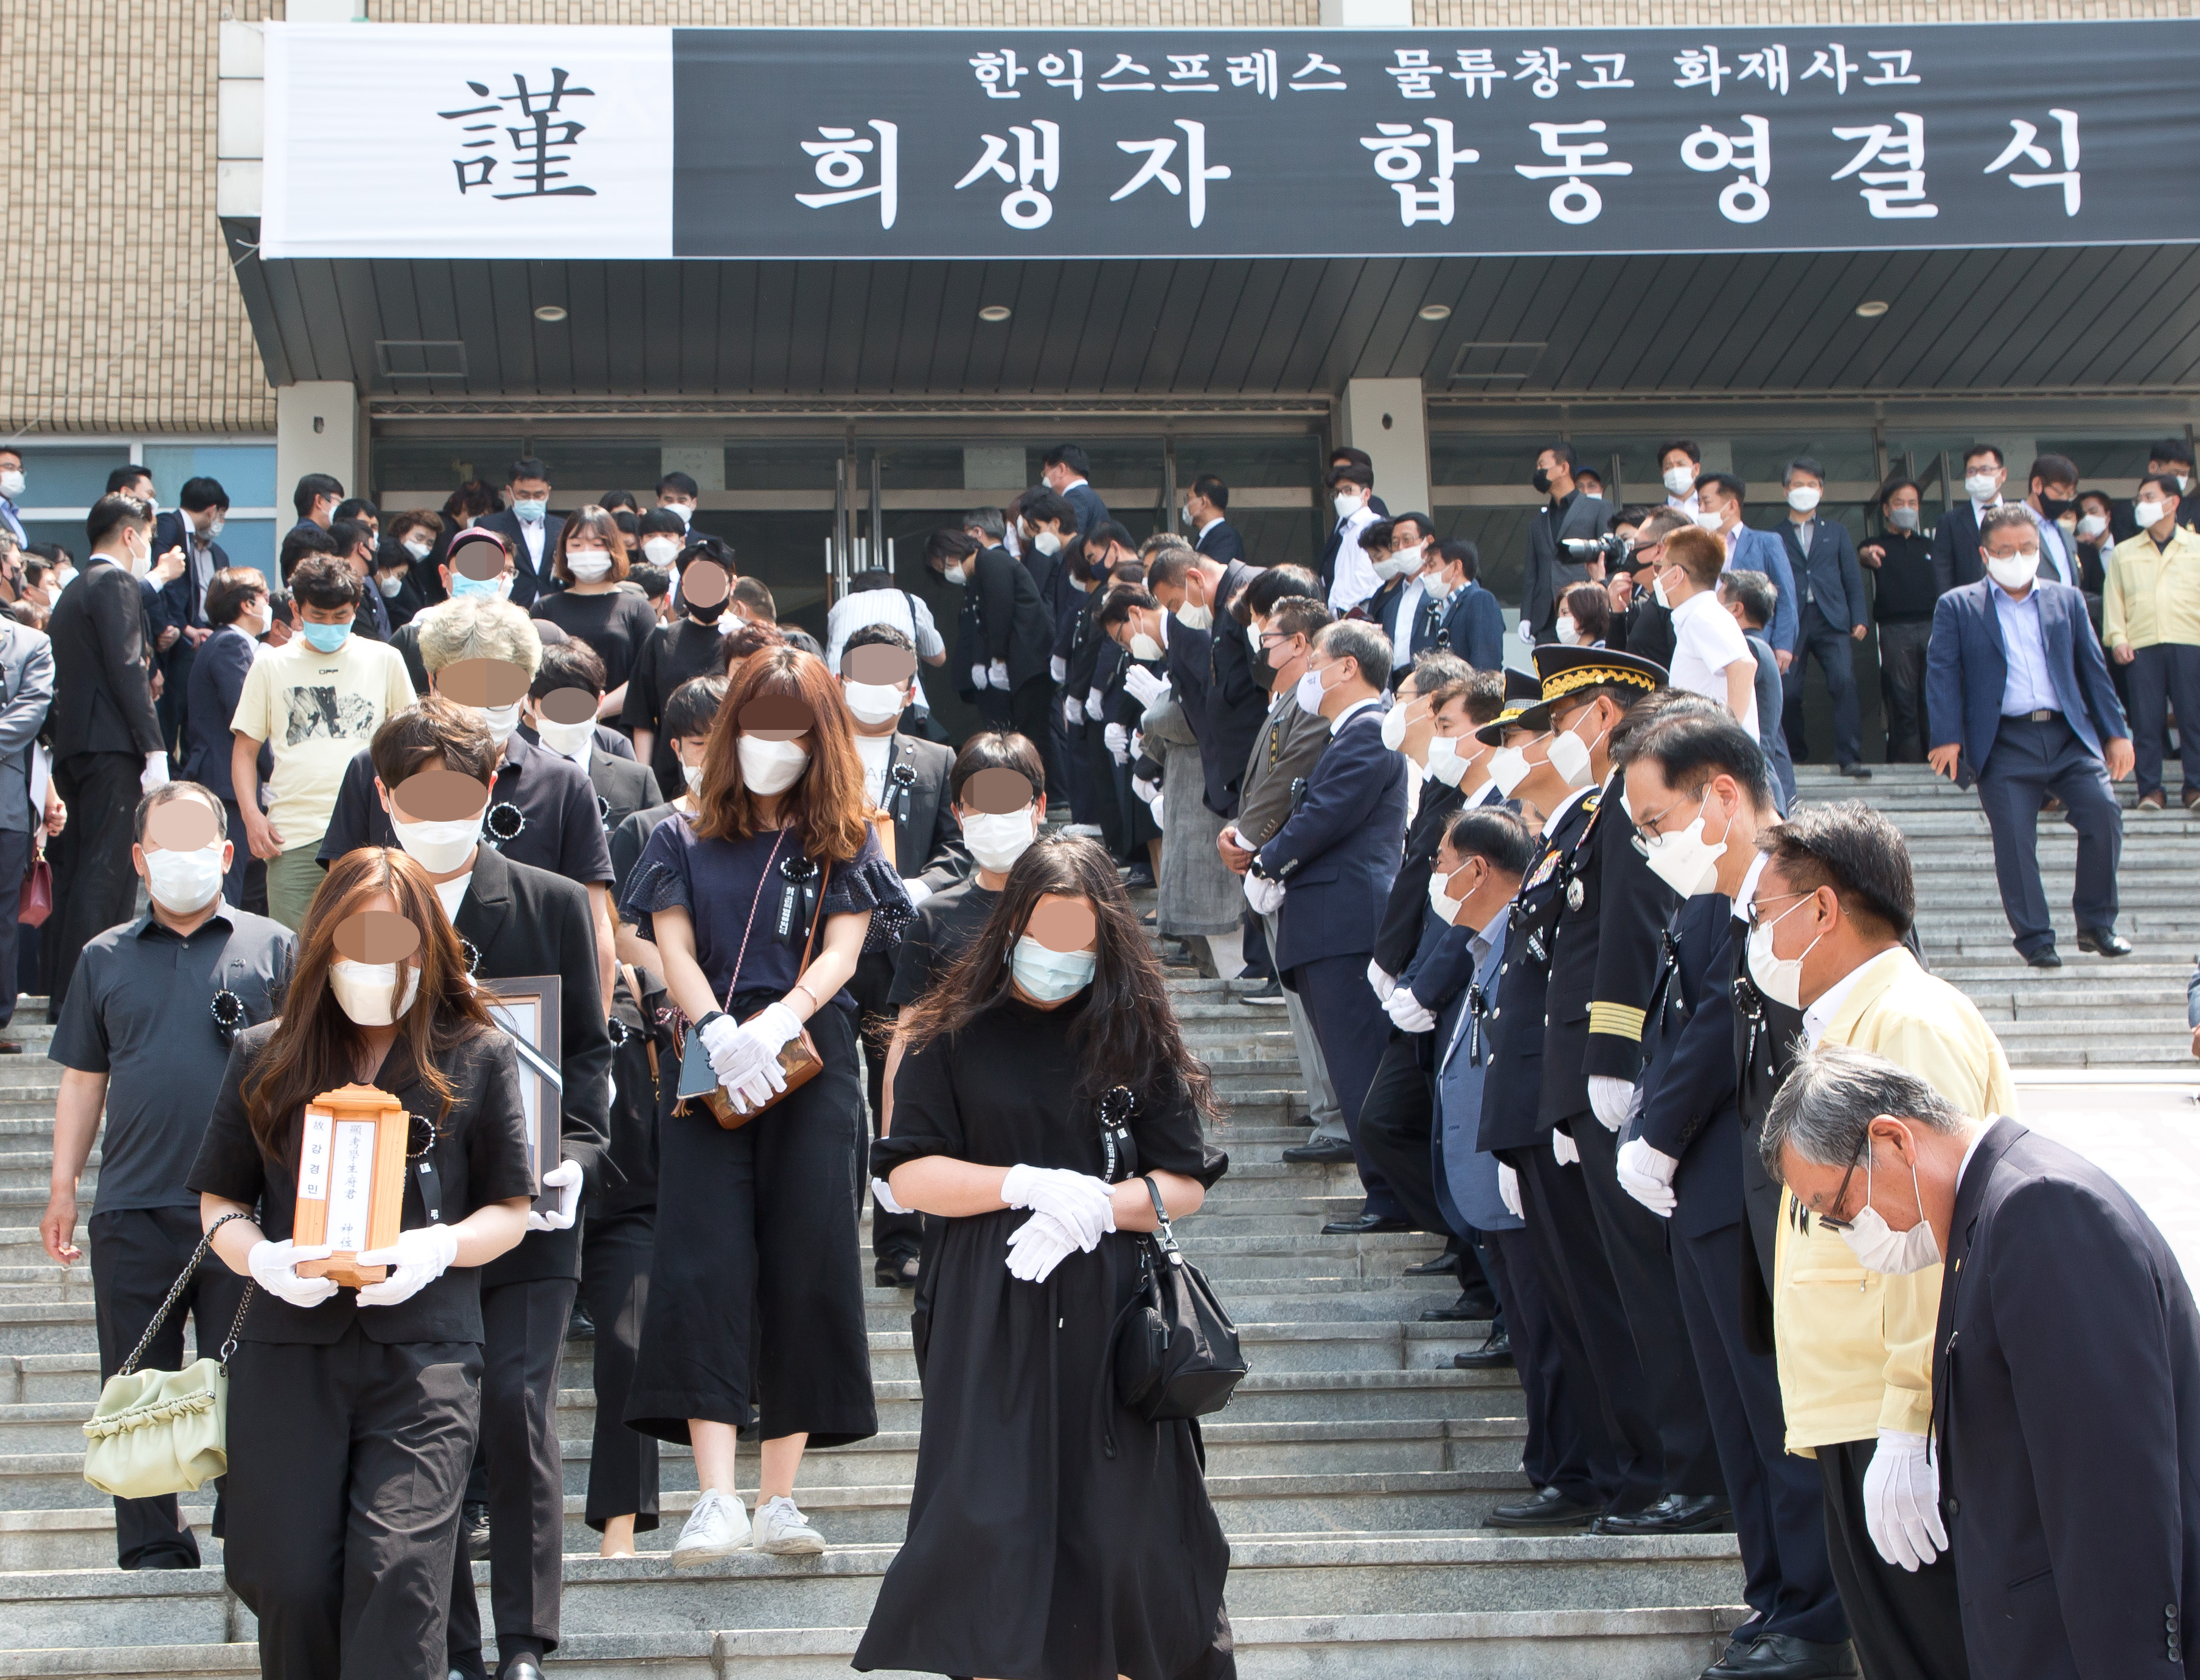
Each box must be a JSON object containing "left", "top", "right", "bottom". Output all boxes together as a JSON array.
[{"left": 620, "top": 812, "right": 910, "bottom": 1011}]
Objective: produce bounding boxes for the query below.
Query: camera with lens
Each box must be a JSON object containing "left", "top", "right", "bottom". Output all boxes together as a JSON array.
[{"left": 1559, "top": 533, "right": 1637, "bottom": 567}]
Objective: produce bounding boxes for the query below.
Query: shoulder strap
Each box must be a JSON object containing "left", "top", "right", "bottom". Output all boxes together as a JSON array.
[{"left": 618, "top": 962, "right": 658, "bottom": 1082}]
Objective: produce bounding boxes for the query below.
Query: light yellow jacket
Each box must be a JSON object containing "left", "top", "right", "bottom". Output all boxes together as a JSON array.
[
  {"left": 1774, "top": 948, "right": 2016, "bottom": 1451},
  {"left": 2103, "top": 525, "right": 2200, "bottom": 651}
]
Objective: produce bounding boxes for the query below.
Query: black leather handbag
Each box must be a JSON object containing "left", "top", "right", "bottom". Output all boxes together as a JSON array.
[{"left": 1107, "top": 1173, "right": 1247, "bottom": 1443}]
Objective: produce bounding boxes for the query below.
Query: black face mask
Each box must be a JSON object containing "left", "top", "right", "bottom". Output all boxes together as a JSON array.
[
  {"left": 1250, "top": 649, "right": 1276, "bottom": 690},
  {"left": 2037, "top": 493, "right": 2075, "bottom": 520},
  {"left": 684, "top": 597, "right": 725, "bottom": 625},
  {"left": 1531, "top": 468, "right": 1553, "bottom": 495}
]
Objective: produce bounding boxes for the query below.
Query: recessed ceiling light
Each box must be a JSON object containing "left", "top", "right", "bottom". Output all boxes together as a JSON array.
[
  {"left": 534, "top": 304, "right": 568, "bottom": 323},
  {"left": 1854, "top": 300, "right": 1890, "bottom": 319},
  {"left": 1418, "top": 303, "right": 1453, "bottom": 322},
  {"left": 978, "top": 304, "right": 1013, "bottom": 323}
]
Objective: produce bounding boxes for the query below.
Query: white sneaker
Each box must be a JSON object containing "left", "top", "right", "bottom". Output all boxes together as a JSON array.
[
  {"left": 669, "top": 1488, "right": 750, "bottom": 1569},
  {"left": 751, "top": 1493, "right": 826, "bottom": 1555}
]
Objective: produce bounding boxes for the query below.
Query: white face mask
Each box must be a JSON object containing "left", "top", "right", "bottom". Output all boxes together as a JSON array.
[
  {"left": 1424, "top": 734, "right": 1478, "bottom": 788},
  {"left": 681, "top": 760, "right": 705, "bottom": 794},
  {"left": 1177, "top": 603, "right": 1213, "bottom": 631},
  {"left": 240, "top": 602, "right": 271, "bottom": 638},
  {"left": 0, "top": 471, "right": 23, "bottom": 499},
  {"left": 1129, "top": 632, "right": 1163, "bottom": 662},
  {"left": 1426, "top": 866, "right": 1466, "bottom": 926},
  {"left": 474, "top": 700, "right": 522, "bottom": 746},
  {"left": 1556, "top": 613, "right": 1579, "bottom": 645},
  {"left": 1488, "top": 742, "right": 1532, "bottom": 797},
  {"left": 403, "top": 536, "right": 434, "bottom": 561},
  {"left": 1638, "top": 791, "right": 1730, "bottom": 898},
  {"left": 942, "top": 564, "right": 967, "bottom": 587},
  {"left": 1379, "top": 701, "right": 1413, "bottom": 752},
  {"left": 375, "top": 574, "right": 404, "bottom": 598},
  {"left": 566, "top": 550, "right": 613, "bottom": 582},
  {"left": 1652, "top": 574, "right": 1673, "bottom": 609},
  {"left": 1745, "top": 895, "right": 1821, "bottom": 1010},
  {"left": 144, "top": 843, "right": 225, "bottom": 914},
  {"left": 1421, "top": 571, "right": 1456, "bottom": 602},
  {"left": 737, "top": 735, "right": 810, "bottom": 795},
  {"left": 54, "top": 566, "right": 75, "bottom": 591},
  {"left": 534, "top": 713, "right": 596, "bottom": 757},
  {"left": 666, "top": 502, "right": 694, "bottom": 527},
  {"left": 1662, "top": 465, "right": 1695, "bottom": 496},
  {"left": 1011, "top": 935, "right": 1097, "bottom": 1002},
  {"left": 1371, "top": 552, "right": 1413, "bottom": 581},
  {"left": 1787, "top": 485, "right": 1822, "bottom": 513},
  {"left": 389, "top": 808, "right": 482, "bottom": 875},
  {"left": 1833, "top": 1148, "right": 1943, "bottom": 1275},
  {"left": 1334, "top": 492, "right": 1364, "bottom": 522},
  {"left": 2078, "top": 513, "right": 2111, "bottom": 540},
  {"left": 124, "top": 531, "right": 151, "bottom": 579},
  {"left": 2136, "top": 500, "right": 2168, "bottom": 530},
  {"left": 843, "top": 679, "right": 908, "bottom": 726},
  {"left": 1295, "top": 664, "right": 1340, "bottom": 715},
  {"left": 1547, "top": 708, "right": 1607, "bottom": 790},
  {"left": 1032, "top": 530, "right": 1063, "bottom": 557},
  {"left": 642, "top": 536, "right": 681, "bottom": 565},
  {"left": 2182, "top": 476, "right": 2194, "bottom": 495},
  {"left": 1964, "top": 472, "right": 2002, "bottom": 500},
  {"left": 1984, "top": 549, "right": 2041, "bottom": 592},
  {"left": 1693, "top": 509, "right": 1726, "bottom": 532},
  {"left": 1246, "top": 622, "right": 1263, "bottom": 651},
  {"left": 329, "top": 959, "right": 420, "bottom": 1027},
  {"left": 962, "top": 808, "right": 1037, "bottom": 874}
]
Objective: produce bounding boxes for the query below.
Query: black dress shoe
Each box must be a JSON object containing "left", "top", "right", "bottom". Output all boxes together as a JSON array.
[
  {"left": 496, "top": 1659, "right": 546, "bottom": 1680},
  {"left": 1592, "top": 1492, "right": 1732, "bottom": 1535},
  {"left": 1419, "top": 1289, "right": 1499, "bottom": 1322},
  {"left": 2024, "top": 946, "right": 2063, "bottom": 968},
  {"left": 1237, "top": 976, "right": 1286, "bottom": 1007},
  {"left": 1836, "top": 763, "right": 1873, "bottom": 779},
  {"left": 1320, "top": 1212, "right": 1412, "bottom": 1235},
  {"left": 1454, "top": 1329, "right": 1514, "bottom": 1369},
  {"left": 1402, "top": 1244, "right": 1461, "bottom": 1278},
  {"left": 1483, "top": 1485, "right": 1602, "bottom": 1531},
  {"left": 1281, "top": 1139, "right": 1356, "bottom": 1164},
  {"left": 462, "top": 1500, "right": 492, "bottom": 1561},
  {"left": 1701, "top": 1633, "right": 1858, "bottom": 1677},
  {"left": 875, "top": 1255, "right": 921, "bottom": 1289},
  {"left": 2077, "top": 925, "right": 2133, "bottom": 957},
  {"left": 566, "top": 1302, "right": 594, "bottom": 1342}
]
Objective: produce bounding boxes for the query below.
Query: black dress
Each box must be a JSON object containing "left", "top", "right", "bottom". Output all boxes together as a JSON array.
[
  {"left": 855, "top": 996, "right": 1234, "bottom": 1680},
  {"left": 531, "top": 587, "right": 660, "bottom": 698}
]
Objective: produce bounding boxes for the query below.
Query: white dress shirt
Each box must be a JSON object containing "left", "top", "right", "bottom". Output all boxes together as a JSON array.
[
  {"left": 1330, "top": 694, "right": 1383, "bottom": 737},
  {"left": 1328, "top": 504, "right": 1383, "bottom": 613},
  {"left": 854, "top": 729, "right": 895, "bottom": 808},
  {"left": 521, "top": 518, "right": 548, "bottom": 571}
]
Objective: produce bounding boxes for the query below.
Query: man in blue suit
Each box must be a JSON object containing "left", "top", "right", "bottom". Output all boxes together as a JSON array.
[
  {"left": 1929, "top": 443, "right": 2008, "bottom": 595},
  {"left": 1927, "top": 502, "right": 2133, "bottom": 967},
  {"left": 1409, "top": 538, "right": 1506, "bottom": 673},
  {"left": 476, "top": 457, "right": 565, "bottom": 611},
  {"left": 181, "top": 567, "right": 272, "bottom": 909},
  {"left": 1245, "top": 617, "right": 1412, "bottom": 1233},
  {"left": 1774, "top": 458, "right": 1870, "bottom": 778},
  {"left": 1041, "top": 443, "right": 1109, "bottom": 538},
  {"left": 1696, "top": 473, "right": 1798, "bottom": 662}
]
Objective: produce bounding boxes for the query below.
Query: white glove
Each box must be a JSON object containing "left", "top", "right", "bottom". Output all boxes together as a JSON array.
[
  {"left": 1123, "top": 666, "right": 1169, "bottom": 707},
  {"left": 1004, "top": 1209, "right": 1079, "bottom": 1283},
  {"left": 1497, "top": 1162, "right": 1522, "bottom": 1220},
  {"left": 1132, "top": 774, "right": 1159, "bottom": 807},
  {"left": 706, "top": 1003, "right": 802, "bottom": 1112},
  {"left": 903, "top": 877, "right": 932, "bottom": 909},
  {"left": 1104, "top": 723, "right": 1129, "bottom": 765},
  {"left": 872, "top": 1176, "right": 913, "bottom": 1217},
  {"left": 1552, "top": 1130, "right": 1581, "bottom": 1166},
  {"left": 248, "top": 1238, "right": 338, "bottom": 1308},
  {"left": 355, "top": 1223, "right": 461, "bottom": 1308},
  {"left": 1517, "top": 620, "right": 1535, "bottom": 645},
  {"left": 1244, "top": 872, "right": 1285, "bottom": 916},
  {"left": 1366, "top": 960, "right": 1396, "bottom": 1002},
  {"left": 987, "top": 659, "right": 1011, "bottom": 690},
  {"left": 1130, "top": 729, "right": 1144, "bottom": 759},
  {"left": 1086, "top": 687, "right": 1105, "bottom": 718},
  {"left": 970, "top": 664, "right": 989, "bottom": 693},
  {"left": 140, "top": 751, "right": 170, "bottom": 794},
  {"left": 1149, "top": 794, "right": 1164, "bottom": 828},
  {"left": 1384, "top": 987, "right": 1437, "bottom": 1033},
  {"left": 1065, "top": 695, "right": 1086, "bottom": 726},
  {"left": 1050, "top": 654, "right": 1067, "bottom": 683},
  {"left": 1001, "top": 1163, "right": 1116, "bottom": 1251},
  {"left": 1615, "top": 1136, "right": 1680, "bottom": 1218},
  {"left": 1588, "top": 1075, "right": 1640, "bottom": 1133},
  {"left": 526, "top": 1159, "right": 582, "bottom": 1232},
  {"left": 1864, "top": 1429, "right": 1948, "bottom": 1571}
]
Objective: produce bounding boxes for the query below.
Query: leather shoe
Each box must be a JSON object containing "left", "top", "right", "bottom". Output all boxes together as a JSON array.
[
  {"left": 496, "top": 1660, "right": 546, "bottom": 1680},
  {"left": 0, "top": 1040, "right": 22, "bottom": 1055},
  {"left": 2139, "top": 790, "right": 2168, "bottom": 811},
  {"left": 1320, "top": 1212, "right": 1412, "bottom": 1235},
  {"left": 2077, "top": 925, "right": 2133, "bottom": 957},
  {"left": 1592, "top": 1492, "right": 1732, "bottom": 1535},
  {"left": 1700, "top": 1633, "right": 1858, "bottom": 1677},
  {"left": 1483, "top": 1485, "right": 1601, "bottom": 1531},
  {"left": 2024, "top": 947, "right": 2062, "bottom": 969},
  {"left": 1402, "top": 1246, "right": 1461, "bottom": 1278},
  {"left": 1419, "top": 1289, "right": 1499, "bottom": 1322},
  {"left": 1835, "top": 762, "right": 1873, "bottom": 779},
  {"left": 461, "top": 1499, "right": 491, "bottom": 1561},
  {"left": 1282, "top": 1139, "right": 1356, "bottom": 1165},
  {"left": 1454, "top": 1330, "right": 1514, "bottom": 1370}
]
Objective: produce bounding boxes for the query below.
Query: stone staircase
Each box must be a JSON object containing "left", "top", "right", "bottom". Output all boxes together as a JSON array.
[
  {"left": 0, "top": 987, "right": 1753, "bottom": 1679},
  {"left": 1788, "top": 762, "right": 2200, "bottom": 1066}
]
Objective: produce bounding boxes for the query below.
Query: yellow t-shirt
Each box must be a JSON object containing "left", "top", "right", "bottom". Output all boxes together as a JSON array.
[{"left": 230, "top": 634, "right": 415, "bottom": 852}]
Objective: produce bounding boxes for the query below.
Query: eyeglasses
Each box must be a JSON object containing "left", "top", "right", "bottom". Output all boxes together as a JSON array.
[
  {"left": 1628, "top": 788, "right": 1707, "bottom": 853},
  {"left": 1744, "top": 889, "right": 1811, "bottom": 929},
  {"left": 1812, "top": 1136, "right": 1875, "bottom": 1232}
]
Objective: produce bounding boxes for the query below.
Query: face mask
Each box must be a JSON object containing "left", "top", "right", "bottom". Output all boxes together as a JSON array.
[
  {"left": 1371, "top": 552, "right": 1413, "bottom": 581},
  {"left": 301, "top": 620, "right": 352, "bottom": 654},
  {"left": 124, "top": 534, "right": 151, "bottom": 579},
  {"left": 1984, "top": 549, "right": 2041, "bottom": 592},
  {"left": 1963, "top": 472, "right": 2000, "bottom": 500},
  {"left": 2136, "top": 500, "right": 2168, "bottom": 530},
  {"left": 512, "top": 498, "right": 548, "bottom": 522},
  {"left": 1834, "top": 1149, "right": 1943, "bottom": 1275},
  {"left": 1787, "top": 485, "right": 1822, "bottom": 513},
  {"left": 2078, "top": 513, "right": 2110, "bottom": 540},
  {"left": 1693, "top": 509, "right": 1725, "bottom": 532},
  {"left": 942, "top": 564, "right": 968, "bottom": 587},
  {"left": 54, "top": 566, "right": 75, "bottom": 591},
  {"left": 1547, "top": 711, "right": 1605, "bottom": 790},
  {"left": 240, "top": 603, "right": 271, "bottom": 638},
  {"left": 0, "top": 471, "right": 22, "bottom": 499},
  {"left": 642, "top": 536, "right": 681, "bottom": 565},
  {"left": 473, "top": 700, "right": 521, "bottom": 746},
  {"left": 1129, "top": 632, "right": 1163, "bottom": 663},
  {"left": 2038, "top": 493, "right": 2075, "bottom": 521},
  {"left": 1745, "top": 895, "right": 1822, "bottom": 1010},
  {"left": 1425, "top": 734, "right": 1477, "bottom": 787},
  {"left": 144, "top": 843, "right": 225, "bottom": 914},
  {"left": 1177, "top": 603, "right": 1212, "bottom": 631},
  {"left": 566, "top": 551, "right": 613, "bottom": 582},
  {"left": 1011, "top": 934, "right": 1096, "bottom": 1002},
  {"left": 1887, "top": 505, "right": 1920, "bottom": 532},
  {"left": 667, "top": 502, "right": 694, "bottom": 527},
  {"left": 1334, "top": 492, "right": 1363, "bottom": 521},
  {"left": 329, "top": 959, "right": 420, "bottom": 1027},
  {"left": 684, "top": 597, "right": 725, "bottom": 626},
  {"left": 534, "top": 713, "right": 596, "bottom": 757},
  {"left": 1033, "top": 530, "right": 1063, "bottom": 557},
  {"left": 1180, "top": 504, "right": 1195, "bottom": 527},
  {"left": 682, "top": 760, "right": 705, "bottom": 794},
  {"left": 737, "top": 735, "right": 810, "bottom": 795},
  {"left": 1380, "top": 703, "right": 1412, "bottom": 752},
  {"left": 2181, "top": 476, "right": 2193, "bottom": 495},
  {"left": 962, "top": 808, "right": 1037, "bottom": 874},
  {"left": 1426, "top": 867, "right": 1466, "bottom": 926},
  {"left": 1639, "top": 792, "right": 1730, "bottom": 898},
  {"left": 198, "top": 515, "right": 226, "bottom": 541},
  {"left": 1652, "top": 574, "right": 1673, "bottom": 609},
  {"left": 843, "top": 679, "right": 907, "bottom": 726},
  {"left": 389, "top": 808, "right": 482, "bottom": 874},
  {"left": 450, "top": 571, "right": 512, "bottom": 603},
  {"left": 1421, "top": 571, "right": 1455, "bottom": 602},
  {"left": 1488, "top": 743, "right": 1532, "bottom": 796},
  {"left": 1556, "top": 614, "right": 1578, "bottom": 644},
  {"left": 375, "top": 574, "right": 404, "bottom": 598},
  {"left": 403, "top": 536, "right": 434, "bottom": 561},
  {"left": 1662, "top": 465, "right": 1694, "bottom": 496},
  {"left": 1531, "top": 468, "right": 1553, "bottom": 495}
]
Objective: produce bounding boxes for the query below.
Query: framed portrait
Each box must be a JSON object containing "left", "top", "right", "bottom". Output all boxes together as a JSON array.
[{"left": 480, "top": 973, "right": 563, "bottom": 1215}]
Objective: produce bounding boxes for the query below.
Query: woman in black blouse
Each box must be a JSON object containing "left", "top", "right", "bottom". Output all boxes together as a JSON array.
[
  {"left": 620, "top": 644, "right": 911, "bottom": 1564},
  {"left": 189, "top": 847, "right": 535, "bottom": 1680},
  {"left": 855, "top": 833, "right": 1233, "bottom": 1680},
  {"left": 529, "top": 504, "right": 661, "bottom": 727}
]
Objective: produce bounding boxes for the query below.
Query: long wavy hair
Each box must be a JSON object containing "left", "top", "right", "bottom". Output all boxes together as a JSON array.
[
  {"left": 897, "top": 833, "right": 1216, "bottom": 1119},
  {"left": 694, "top": 645, "right": 872, "bottom": 864},
  {"left": 243, "top": 848, "right": 496, "bottom": 1168}
]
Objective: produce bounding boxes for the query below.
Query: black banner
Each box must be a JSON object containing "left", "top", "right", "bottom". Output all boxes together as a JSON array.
[{"left": 672, "top": 23, "right": 2198, "bottom": 259}]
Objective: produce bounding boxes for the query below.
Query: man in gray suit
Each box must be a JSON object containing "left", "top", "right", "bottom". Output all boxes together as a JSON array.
[
  {"left": 0, "top": 612, "right": 54, "bottom": 1048},
  {"left": 1522, "top": 443, "right": 1604, "bottom": 644},
  {"left": 1775, "top": 457, "right": 1871, "bottom": 778}
]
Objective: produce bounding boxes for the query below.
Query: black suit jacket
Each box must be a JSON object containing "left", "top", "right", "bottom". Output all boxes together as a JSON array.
[
  {"left": 1730, "top": 936, "right": 1803, "bottom": 1352},
  {"left": 456, "top": 842, "right": 612, "bottom": 1287},
  {"left": 1194, "top": 520, "right": 1246, "bottom": 564},
  {"left": 587, "top": 749, "right": 658, "bottom": 838},
  {"left": 876, "top": 732, "right": 966, "bottom": 890},
  {"left": 50, "top": 558, "right": 161, "bottom": 759},
  {"left": 1930, "top": 500, "right": 1990, "bottom": 595},
  {"left": 1932, "top": 1116, "right": 2200, "bottom": 1678},
  {"left": 1475, "top": 792, "right": 1593, "bottom": 1156},
  {"left": 972, "top": 544, "right": 1054, "bottom": 690},
  {"left": 1061, "top": 482, "right": 1109, "bottom": 538},
  {"left": 477, "top": 509, "right": 566, "bottom": 609},
  {"left": 181, "top": 627, "right": 266, "bottom": 798},
  {"left": 148, "top": 514, "right": 223, "bottom": 721},
  {"left": 1202, "top": 560, "right": 1265, "bottom": 819},
  {"left": 1633, "top": 894, "right": 1743, "bottom": 1240},
  {"left": 1374, "top": 777, "right": 1466, "bottom": 978},
  {"left": 1524, "top": 492, "right": 1604, "bottom": 639}
]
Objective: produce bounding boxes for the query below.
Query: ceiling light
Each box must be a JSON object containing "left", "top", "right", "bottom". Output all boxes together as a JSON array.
[
  {"left": 1854, "top": 300, "right": 1890, "bottom": 319},
  {"left": 534, "top": 304, "right": 568, "bottom": 323},
  {"left": 978, "top": 304, "right": 1013, "bottom": 323},
  {"left": 1418, "top": 303, "right": 1452, "bottom": 322}
]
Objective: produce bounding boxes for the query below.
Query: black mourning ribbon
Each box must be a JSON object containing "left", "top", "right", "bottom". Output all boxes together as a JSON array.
[
  {"left": 484, "top": 801, "right": 527, "bottom": 848},
  {"left": 1098, "top": 1085, "right": 1137, "bottom": 1184},
  {"left": 209, "top": 989, "right": 248, "bottom": 1047},
  {"left": 595, "top": 793, "right": 613, "bottom": 829},
  {"left": 885, "top": 761, "right": 917, "bottom": 824},
  {"left": 459, "top": 937, "right": 482, "bottom": 977},
  {"left": 775, "top": 854, "right": 821, "bottom": 945}
]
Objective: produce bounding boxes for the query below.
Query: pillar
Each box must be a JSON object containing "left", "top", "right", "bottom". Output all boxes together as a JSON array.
[
  {"left": 275, "top": 381, "right": 360, "bottom": 519},
  {"left": 1338, "top": 378, "right": 1432, "bottom": 522}
]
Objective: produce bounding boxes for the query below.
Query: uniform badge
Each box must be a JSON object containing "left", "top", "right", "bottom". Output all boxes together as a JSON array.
[
  {"left": 1565, "top": 878, "right": 1585, "bottom": 912},
  {"left": 1527, "top": 850, "right": 1561, "bottom": 890}
]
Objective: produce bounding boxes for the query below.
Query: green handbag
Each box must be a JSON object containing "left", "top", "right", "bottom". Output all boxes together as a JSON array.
[{"left": 80, "top": 1213, "right": 255, "bottom": 1501}]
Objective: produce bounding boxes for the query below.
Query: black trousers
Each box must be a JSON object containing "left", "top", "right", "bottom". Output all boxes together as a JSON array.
[
  {"left": 1878, "top": 619, "right": 1934, "bottom": 764},
  {"left": 579, "top": 1208, "right": 659, "bottom": 1533},
  {"left": 89, "top": 1205, "right": 249, "bottom": 1567},
  {"left": 1009, "top": 677, "right": 1055, "bottom": 788},
  {"left": 1819, "top": 1437, "right": 1971, "bottom": 1680},
  {"left": 445, "top": 1276, "right": 575, "bottom": 1667},
  {"left": 1975, "top": 715, "right": 2122, "bottom": 957},
  {"left": 1570, "top": 1118, "right": 1724, "bottom": 1499},
  {"left": 49, "top": 751, "right": 142, "bottom": 1021},
  {"left": 1291, "top": 954, "right": 1407, "bottom": 1223},
  {"left": 0, "top": 825, "right": 31, "bottom": 1032},
  {"left": 850, "top": 945, "right": 924, "bottom": 1269},
  {"left": 1084, "top": 719, "right": 1129, "bottom": 859},
  {"left": 1355, "top": 1030, "right": 1491, "bottom": 1290},
  {"left": 225, "top": 1327, "right": 481, "bottom": 1680},
  {"left": 1240, "top": 911, "right": 1273, "bottom": 982},
  {"left": 1781, "top": 602, "right": 1864, "bottom": 766},
  {"left": 2126, "top": 640, "right": 2200, "bottom": 797},
  {"left": 1479, "top": 1223, "right": 1603, "bottom": 1504}
]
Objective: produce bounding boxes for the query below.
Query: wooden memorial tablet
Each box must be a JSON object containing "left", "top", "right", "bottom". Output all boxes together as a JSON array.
[{"left": 292, "top": 1084, "right": 409, "bottom": 1288}]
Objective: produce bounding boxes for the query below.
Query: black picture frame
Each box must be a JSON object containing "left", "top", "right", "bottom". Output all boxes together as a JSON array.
[{"left": 481, "top": 973, "right": 563, "bottom": 1215}]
